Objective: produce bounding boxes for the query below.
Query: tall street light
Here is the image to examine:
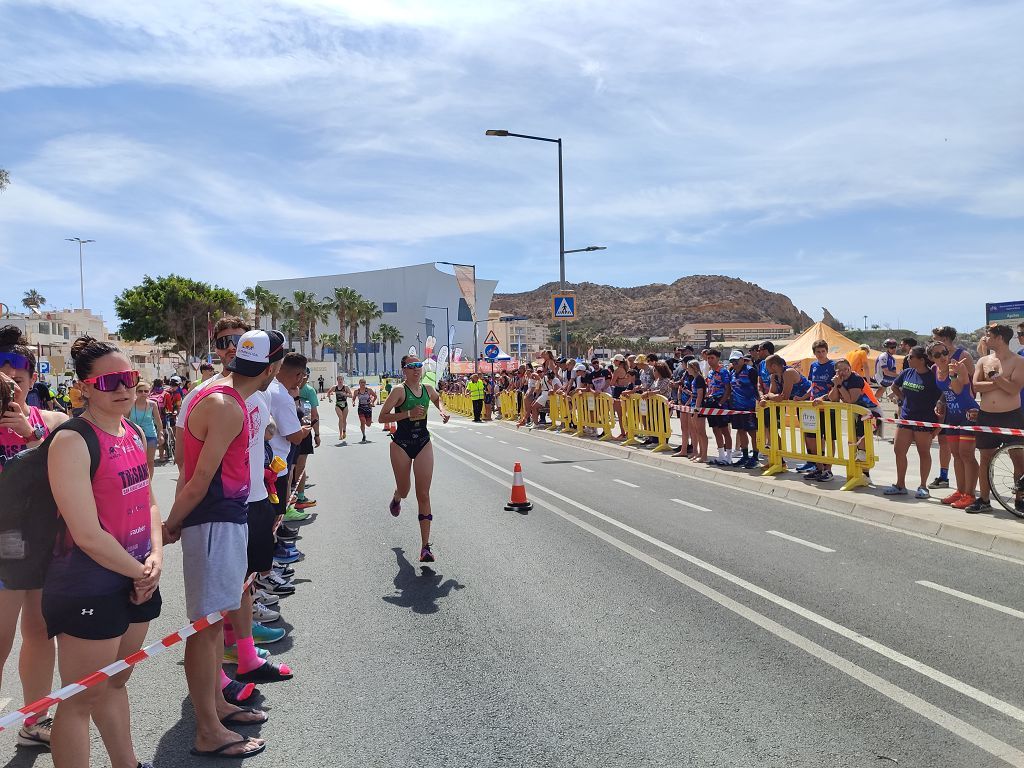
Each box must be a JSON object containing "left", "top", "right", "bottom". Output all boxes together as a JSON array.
[
  {"left": 423, "top": 305, "right": 451, "bottom": 352},
  {"left": 485, "top": 130, "right": 605, "bottom": 357},
  {"left": 435, "top": 261, "right": 480, "bottom": 373},
  {"left": 66, "top": 237, "right": 95, "bottom": 310}
]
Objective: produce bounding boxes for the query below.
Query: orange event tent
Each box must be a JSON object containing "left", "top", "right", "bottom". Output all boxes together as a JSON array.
[{"left": 780, "top": 322, "right": 880, "bottom": 377}]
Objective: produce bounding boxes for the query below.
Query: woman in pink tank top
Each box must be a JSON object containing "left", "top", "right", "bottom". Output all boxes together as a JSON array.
[
  {"left": 43, "top": 336, "right": 163, "bottom": 768},
  {"left": 0, "top": 326, "right": 67, "bottom": 747}
]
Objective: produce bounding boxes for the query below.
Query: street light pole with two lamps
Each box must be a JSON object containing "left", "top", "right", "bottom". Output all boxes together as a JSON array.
[{"left": 66, "top": 237, "right": 95, "bottom": 310}]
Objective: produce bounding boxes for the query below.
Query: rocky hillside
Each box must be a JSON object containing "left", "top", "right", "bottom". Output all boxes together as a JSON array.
[{"left": 491, "top": 275, "right": 813, "bottom": 338}]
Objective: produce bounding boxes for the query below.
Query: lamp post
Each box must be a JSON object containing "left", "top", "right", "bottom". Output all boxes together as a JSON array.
[
  {"left": 66, "top": 237, "right": 95, "bottom": 310},
  {"left": 435, "top": 261, "right": 480, "bottom": 373},
  {"left": 484, "top": 130, "right": 606, "bottom": 356}
]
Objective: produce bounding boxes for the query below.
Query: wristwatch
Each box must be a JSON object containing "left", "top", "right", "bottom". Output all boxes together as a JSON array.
[{"left": 32, "top": 425, "right": 46, "bottom": 440}]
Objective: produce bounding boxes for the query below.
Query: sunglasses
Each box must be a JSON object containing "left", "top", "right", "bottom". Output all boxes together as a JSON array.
[
  {"left": 81, "top": 370, "right": 141, "bottom": 392},
  {"left": 404, "top": 362, "right": 423, "bottom": 369},
  {"left": 930, "top": 350, "right": 949, "bottom": 358},
  {"left": 215, "top": 334, "right": 243, "bottom": 350},
  {"left": 0, "top": 351, "right": 32, "bottom": 371}
]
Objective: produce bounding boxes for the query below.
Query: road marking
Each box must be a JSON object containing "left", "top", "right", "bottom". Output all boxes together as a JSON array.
[
  {"left": 518, "top": 447, "right": 530, "bottom": 452},
  {"left": 572, "top": 465, "right": 594, "bottom": 473},
  {"left": 432, "top": 431, "right": 1024, "bottom": 730},
  {"left": 542, "top": 455, "right": 560, "bottom": 461},
  {"left": 504, "top": 422, "right": 1024, "bottom": 565},
  {"left": 431, "top": 436, "right": 1024, "bottom": 766},
  {"left": 486, "top": 435, "right": 494, "bottom": 439},
  {"left": 613, "top": 479, "right": 639, "bottom": 488},
  {"left": 671, "top": 498, "right": 711, "bottom": 513},
  {"left": 767, "top": 530, "right": 835, "bottom": 553},
  {"left": 498, "top": 440, "right": 508, "bottom": 444},
  {"left": 917, "top": 581, "right": 1024, "bottom": 621}
]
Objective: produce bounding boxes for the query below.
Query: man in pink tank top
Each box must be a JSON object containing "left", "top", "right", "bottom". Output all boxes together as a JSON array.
[{"left": 163, "top": 330, "right": 281, "bottom": 759}]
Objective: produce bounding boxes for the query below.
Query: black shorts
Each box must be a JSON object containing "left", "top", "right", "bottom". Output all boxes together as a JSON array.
[
  {"left": 976, "top": 409, "right": 1024, "bottom": 451},
  {"left": 358, "top": 407, "right": 373, "bottom": 421},
  {"left": 273, "top": 474, "right": 289, "bottom": 518},
  {"left": 42, "top": 587, "right": 162, "bottom": 640},
  {"left": 732, "top": 413, "right": 758, "bottom": 432},
  {"left": 817, "top": 411, "right": 839, "bottom": 441},
  {"left": 246, "top": 499, "right": 277, "bottom": 574},
  {"left": 297, "top": 432, "right": 314, "bottom": 456},
  {"left": 704, "top": 398, "right": 730, "bottom": 428}
]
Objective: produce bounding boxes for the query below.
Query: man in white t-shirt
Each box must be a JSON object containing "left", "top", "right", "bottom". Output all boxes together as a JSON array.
[{"left": 266, "top": 353, "right": 311, "bottom": 524}]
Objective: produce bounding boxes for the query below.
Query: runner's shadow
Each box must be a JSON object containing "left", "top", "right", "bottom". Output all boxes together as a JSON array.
[{"left": 382, "top": 547, "right": 465, "bottom": 615}]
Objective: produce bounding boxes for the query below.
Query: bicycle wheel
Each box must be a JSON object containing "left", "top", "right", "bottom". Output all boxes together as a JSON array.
[{"left": 989, "top": 444, "right": 1024, "bottom": 518}]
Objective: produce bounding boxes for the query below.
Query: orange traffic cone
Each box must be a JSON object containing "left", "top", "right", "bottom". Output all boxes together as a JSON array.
[{"left": 504, "top": 462, "right": 533, "bottom": 513}]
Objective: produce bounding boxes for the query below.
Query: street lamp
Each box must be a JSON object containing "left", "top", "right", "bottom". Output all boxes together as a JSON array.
[
  {"left": 485, "top": 130, "right": 607, "bottom": 356},
  {"left": 423, "top": 305, "right": 451, "bottom": 367},
  {"left": 435, "top": 261, "right": 480, "bottom": 373},
  {"left": 66, "top": 237, "right": 94, "bottom": 310}
]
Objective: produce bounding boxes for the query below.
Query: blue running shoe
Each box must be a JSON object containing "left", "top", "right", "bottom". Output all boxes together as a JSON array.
[
  {"left": 273, "top": 546, "right": 302, "bottom": 564},
  {"left": 251, "top": 622, "right": 286, "bottom": 645}
]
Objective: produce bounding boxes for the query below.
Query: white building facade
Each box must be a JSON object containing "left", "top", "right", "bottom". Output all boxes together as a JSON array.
[{"left": 258, "top": 263, "right": 498, "bottom": 373}]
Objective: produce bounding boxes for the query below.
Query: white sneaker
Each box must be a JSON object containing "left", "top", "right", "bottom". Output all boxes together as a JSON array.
[
  {"left": 16, "top": 717, "right": 52, "bottom": 748},
  {"left": 253, "top": 601, "right": 280, "bottom": 623},
  {"left": 254, "top": 588, "right": 279, "bottom": 607}
]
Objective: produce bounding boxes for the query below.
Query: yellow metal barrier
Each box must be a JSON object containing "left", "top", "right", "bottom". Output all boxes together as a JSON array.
[
  {"left": 546, "top": 391, "right": 573, "bottom": 431},
  {"left": 499, "top": 390, "right": 519, "bottom": 421},
  {"left": 757, "top": 401, "right": 876, "bottom": 491},
  {"left": 442, "top": 392, "right": 472, "bottom": 418},
  {"left": 620, "top": 394, "right": 673, "bottom": 452},
  {"left": 570, "top": 391, "right": 616, "bottom": 440}
]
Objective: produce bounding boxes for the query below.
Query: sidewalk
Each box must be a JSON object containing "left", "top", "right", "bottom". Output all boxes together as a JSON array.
[{"left": 493, "top": 408, "right": 1024, "bottom": 561}]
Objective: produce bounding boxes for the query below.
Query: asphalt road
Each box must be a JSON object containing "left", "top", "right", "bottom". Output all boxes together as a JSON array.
[{"left": 4, "top": 407, "right": 1024, "bottom": 767}]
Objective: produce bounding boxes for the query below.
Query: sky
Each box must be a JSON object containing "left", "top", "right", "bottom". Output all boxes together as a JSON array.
[{"left": 1, "top": 0, "right": 1022, "bottom": 335}]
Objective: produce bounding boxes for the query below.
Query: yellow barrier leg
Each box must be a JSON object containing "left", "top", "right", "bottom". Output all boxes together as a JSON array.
[{"left": 652, "top": 435, "right": 671, "bottom": 453}]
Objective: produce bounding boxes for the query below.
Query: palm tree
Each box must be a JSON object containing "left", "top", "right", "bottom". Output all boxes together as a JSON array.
[
  {"left": 290, "top": 290, "right": 319, "bottom": 357},
  {"left": 22, "top": 289, "right": 45, "bottom": 310},
  {"left": 370, "top": 331, "right": 383, "bottom": 374},
  {"left": 280, "top": 318, "right": 300, "bottom": 350},
  {"left": 264, "top": 292, "right": 284, "bottom": 330},
  {"left": 307, "top": 299, "right": 331, "bottom": 361},
  {"left": 358, "top": 299, "right": 383, "bottom": 376},
  {"left": 379, "top": 323, "right": 403, "bottom": 374},
  {"left": 347, "top": 301, "right": 363, "bottom": 373},
  {"left": 320, "top": 333, "right": 341, "bottom": 363},
  {"left": 330, "top": 286, "right": 362, "bottom": 372},
  {"left": 242, "top": 285, "right": 274, "bottom": 329},
  {"left": 0, "top": 168, "right": 9, "bottom": 192}
]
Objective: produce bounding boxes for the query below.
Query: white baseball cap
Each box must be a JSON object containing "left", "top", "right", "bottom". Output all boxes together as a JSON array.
[{"left": 228, "top": 330, "right": 285, "bottom": 376}]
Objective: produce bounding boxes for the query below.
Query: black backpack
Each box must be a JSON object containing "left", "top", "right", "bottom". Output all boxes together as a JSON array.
[{"left": 0, "top": 419, "right": 102, "bottom": 591}]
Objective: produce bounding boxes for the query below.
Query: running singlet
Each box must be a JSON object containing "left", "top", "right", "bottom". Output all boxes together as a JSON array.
[
  {"left": 392, "top": 384, "right": 431, "bottom": 459},
  {"left": 936, "top": 375, "right": 979, "bottom": 424},
  {"left": 182, "top": 385, "right": 251, "bottom": 528},
  {"left": 809, "top": 360, "right": 836, "bottom": 399},
  {"left": 357, "top": 390, "right": 374, "bottom": 412},
  {"left": 730, "top": 366, "right": 758, "bottom": 411},
  {"left": 787, "top": 369, "right": 813, "bottom": 400},
  {"left": 45, "top": 419, "right": 152, "bottom": 596},
  {"left": 0, "top": 405, "right": 47, "bottom": 471}
]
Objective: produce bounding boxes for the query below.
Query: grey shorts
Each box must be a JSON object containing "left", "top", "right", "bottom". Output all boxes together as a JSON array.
[{"left": 181, "top": 522, "right": 248, "bottom": 621}]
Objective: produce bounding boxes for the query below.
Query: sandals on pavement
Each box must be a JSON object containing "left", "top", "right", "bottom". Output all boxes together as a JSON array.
[
  {"left": 191, "top": 738, "right": 266, "bottom": 759},
  {"left": 235, "top": 661, "right": 294, "bottom": 683},
  {"left": 883, "top": 485, "right": 908, "bottom": 496},
  {"left": 219, "top": 707, "right": 269, "bottom": 727}
]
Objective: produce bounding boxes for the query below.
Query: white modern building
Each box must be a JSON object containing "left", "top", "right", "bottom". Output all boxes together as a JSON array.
[{"left": 258, "top": 263, "right": 498, "bottom": 371}]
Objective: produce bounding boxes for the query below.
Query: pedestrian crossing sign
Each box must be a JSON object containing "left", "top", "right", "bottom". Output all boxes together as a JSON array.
[
  {"left": 552, "top": 293, "right": 576, "bottom": 320},
  {"left": 483, "top": 330, "right": 500, "bottom": 345}
]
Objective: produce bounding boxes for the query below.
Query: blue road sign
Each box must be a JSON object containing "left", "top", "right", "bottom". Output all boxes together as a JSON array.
[
  {"left": 552, "top": 294, "right": 576, "bottom": 319},
  {"left": 38, "top": 361, "right": 51, "bottom": 374},
  {"left": 484, "top": 344, "right": 500, "bottom": 360}
]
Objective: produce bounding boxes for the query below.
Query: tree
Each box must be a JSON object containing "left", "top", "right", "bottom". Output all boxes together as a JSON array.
[
  {"left": 22, "top": 289, "right": 46, "bottom": 310},
  {"left": 370, "top": 331, "right": 383, "bottom": 374},
  {"left": 358, "top": 299, "right": 382, "bottom": 375},
  {"left": 115, "top": 275, "right": 242, "bottom": 355},
  {"left": 0, "top": 168, "right": 9, "bottom": 192},
  {"left": 289, "top": 290, "right": 319, "bottom": 358},
  {"left": 320, "top": 333, "right": 341, "bottom": 362},
  {"left": 330, "top": 286, "right": 362, "bottom": 372},
  {"left": 308, "top": 299, "right": 331, "bottom": 362},
  {"left": 263, "top": 291, "right": 284, "bottom": 331},
  {"left": 378, "top": 323, "right": 403, "bottom": 374},
  {"left": 242, "top": 285, "right": 274, "bottom": 330},
  {"left": 280, "top": 318, "right": 300, "bottom": 350}
]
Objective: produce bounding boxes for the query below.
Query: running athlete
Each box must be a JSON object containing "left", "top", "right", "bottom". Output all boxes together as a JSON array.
[
  {"left": 0, "top": 327, "right": 68, "bottom": 749},
  {"left": 44, "top": 336, "right": 161, "bottom": 768},
  {"left": 379, "top": 355, "right": 449, "bottom": 563},
  {"left": 327, "top": 377, "right": 353, "bottom": 442},
  {"left": 354, "top": 379, "right": 377, "bottom": 443}
]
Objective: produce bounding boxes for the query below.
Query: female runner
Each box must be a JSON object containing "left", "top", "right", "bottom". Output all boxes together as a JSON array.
[
  {"left": 379, "top": 355, "right": 449, "bottom": 563},
  {"left": 0, "top": 326, "right": 68, "bottom": 749},
  {"left": 327, "top": 376, "right": 352, "bottom": 442},
  {"left": 44, "top": 336, "right": 163, "bottom": 768},
  {"left": 353, "top": 379, "right": 377, "bottom": 443}
]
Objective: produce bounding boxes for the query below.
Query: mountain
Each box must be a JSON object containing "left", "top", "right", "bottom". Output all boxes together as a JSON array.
[{"left": 491, "top": 275, "right": 814, "bottom": 338}]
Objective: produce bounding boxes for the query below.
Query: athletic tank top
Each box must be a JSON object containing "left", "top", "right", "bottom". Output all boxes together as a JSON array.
[
  {"left": 182, "top": 384, "right": 250, "bottom": 528},
  {"left": 0, "top": 405, "right": 47, "bottom": 470},
  {"left": 788, "top": 369, "right": 813, "bottom": 400},
  {"left": 129, "top": 401, "right": 158, "bottom": 439},
  {"left": 396, "top": 383, "right": 430, "bottom": 435},
  {"left": 46, "top": 419, "right": 151, "bottom": 596},
  {"left": 357, "top": 390, "right": 373, "bottom": 409}
]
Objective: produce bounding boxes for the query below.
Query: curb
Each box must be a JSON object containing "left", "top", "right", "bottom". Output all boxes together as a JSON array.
[{"left": 484, "top": 419, "right": 1024, "bottom": 561}]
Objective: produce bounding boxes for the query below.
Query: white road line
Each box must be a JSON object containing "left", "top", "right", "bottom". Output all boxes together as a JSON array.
[
  {"left": 431, "top": 436, "right": 1024, "bottom": 766},
  {"left": 431, "top": 431, "right": 1024, "bottom": 731},
  {"left": 671, "top": 498, "right": 712, "bottom": 513},
  {"left": 518, "top": 447, "right": 530, "bottom": 452},
  {"left": 486, "top": 435, "right": 494, "bottom": 439},
  {"left": 917, "top": 581, "right": 1024, "bottom": 621},
  {"left": 542, "top": 455, "right": 560, "bottom": 461},
  {"left": 613, "top": 479, "right": 639, "bottom": 488},
  {"left": 572, "top": 465, "right": 595, "bottom": 473},
  {"left": 767, "top": 530, "right": 835, "bottom": 553}
]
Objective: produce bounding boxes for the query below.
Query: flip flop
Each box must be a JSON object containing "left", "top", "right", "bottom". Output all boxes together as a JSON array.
[
  {"left": 219, "top": 707, "right": 270, "bottom": 726},
  {"left": 222, "top": 679, "right": 257, "bottom": 706},
  {"left": 190, "top": 738, "right": 266, "bottom": 758},
  {"left": 235, "top": 661, "right": 294, "bottom": 683}
]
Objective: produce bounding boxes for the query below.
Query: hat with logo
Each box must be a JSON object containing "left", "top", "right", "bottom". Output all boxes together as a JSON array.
[{"left": 228, "top": 330, "right": 286, "bottom": 376}]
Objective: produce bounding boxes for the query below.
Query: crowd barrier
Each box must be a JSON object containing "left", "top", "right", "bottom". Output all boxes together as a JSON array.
[
  {"left": 621, "top": 394, "right": 673, "bottom": 452},
  {"left": 546, "top": 391, "right": 573, "bottom": 432},
  {"left": 570, "top": 391, "right": 617, "bottom": 440},
  {"left": 499, "top": 390, "right": 519, "bottom": 421},
  {"left": 757, "top": 401, "right": 876, "bottom": 491},
  {"left": 442, "top": 392, "right": 472, "bottom": 418}
]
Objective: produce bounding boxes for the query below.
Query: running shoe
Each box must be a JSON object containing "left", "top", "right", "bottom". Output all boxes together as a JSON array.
[
  {"left": 251, "top": 622, "right": 287, "bottom": 645},
  {"left": 731, "top": 457, "right": 749, "bottom": 467},
  {"left": 294, "top": 497, "right": 317, "bottom": 510},
  {"left": 253, "top": 588, "right": 279, "bottom": 607},
  {"left": 816, "top": 470, "right": 834, "bottom": 482},
  {"left": 283, "top": 506, "right": 310, "bottom": 522},
  {"left": 224, "top": 645, "right": 270, "bottom": 664},
  {"left": 277, "top": 526, "right": 300, "bottom": 541},
  {"left": 915, "top": 487, "right": 930, "bottom": 499},
  {"left": 927, "top": 476, "right": 950, "bottom": 489},
  {"left": 255, "top": 572, "right": 295, "bottom": 596},
  {"left": 16, "top": 717, "right": 52, "bottom": 748},
  {"left": 804, "top": 469, "right": 822, "bottom": 481},
  {"left": 272, "top": 564, "right": 295, "bottom": 579},
  {"left": 796, "top": 462, "right": 816, "bottom": 472},
  {"left": 253, "top": 601, "right": 280, "bottom": 623},
  {"left": 419, "top": 543, "right": 435, "bottom": 563},
  {"left": 273, "top": 547, "right": 303, "bottom": 565},
  {"left": 941, "top": 491, "right": 966, "bottom": 506},
  {"left": 741, "top": 457, "right": 760, "bottom": 469},
  {"left": 951, "top": 494, "right": 976, "bottom": 510},
  {"left": 389, "top": 498, "right": 401, "bottom": 517},
  {"left": 963, "top": 498, "right": 992, "bottom": 514}
]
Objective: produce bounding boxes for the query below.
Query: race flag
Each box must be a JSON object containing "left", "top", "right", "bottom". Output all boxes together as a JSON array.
[
  {"left": 453, "top": 265, "right": 477, "bottom": 322},
  {"left": 425, "top": 336, "right": 436, "bottom": 357},
  {"left": 408, "top": 345, "right": 418, "bottom": 358},
  {"left": 436, "top": 346, "right": 449, "bottom": 379},
  {"left": 453, "top": 347, "right": 463, "bottom": 362},
  {"left": 449, "top": 324, "right": 456, "bottom": 347}
]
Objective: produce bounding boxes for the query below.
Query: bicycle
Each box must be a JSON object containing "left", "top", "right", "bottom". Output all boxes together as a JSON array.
[
  {"left": 989, "top": 444, "right": 1024, "bottom": 518},
  {"left": 164, "top": 412, "right": 177, "bottom": 463}
]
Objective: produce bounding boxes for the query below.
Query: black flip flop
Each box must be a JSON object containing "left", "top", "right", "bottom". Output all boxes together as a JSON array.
[
  {"left": 235, "top": 661, "right": 294, "bottom": 683},
  {"left": 222, "top": 679, "right": 258, "bottom": 707},
  {"left": 190, "top": 738, "right": 266, "bottom": 758},
  {"left": 219, "top": 707, "right": 269, "bottom": 727}
]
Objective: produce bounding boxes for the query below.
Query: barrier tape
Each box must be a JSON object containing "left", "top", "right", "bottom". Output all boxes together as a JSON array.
[
  {"left": 0, "top": 572, "right": 258, "bottom": 735},
  {"left": 867, "top": 415, "right": 1024, "bottom": 436},
  {"left": 669, "top": 403, "right": 756, "bottom": 417}
]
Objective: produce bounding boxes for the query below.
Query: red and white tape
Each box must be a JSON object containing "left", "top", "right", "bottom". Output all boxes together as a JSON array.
[
  {"left": 670, "top": 403, "right": 755, "bottom": 417},
  {"left": 0, "top": 573, "right": 256, "bottom": 734},
  {"left": 867, "top": 416, "right": 1024, "bottom": 436}
]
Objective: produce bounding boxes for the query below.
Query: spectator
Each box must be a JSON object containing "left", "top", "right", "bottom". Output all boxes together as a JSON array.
[
  {"left": 885, "top": 345, "right": 943, "bottom": 498},
  {"left": 929, "top": 326, "right": 975, "bottom": 491},
  {"left": 704, "top": 349, "right": 733, "bottom": 465},
  {"left": 806, "top": 339, "right": 838, "bottom": 481},
  {"left": 934, "top": 350, "right": 980, "bottom": 510},
  {"left": 682, "top": 359, "right": 708, "bottom": 463},
  {"left": 873, "top": 340, "right": 900, "bottom": 441},
  {"left": 728, "top": 351, "right": 760, "bottom": 468},
  {"left": 900, "top": 337, "right": 918, "bottom": 371}
]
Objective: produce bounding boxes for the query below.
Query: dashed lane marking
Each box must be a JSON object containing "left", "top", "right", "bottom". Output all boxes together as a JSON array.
[
  {"left": 572, "top": 465, "right": 595, "bottom": 473},
  {"left": 767, "top": 530, "right": 835, "bottom": 553},
  {"left": 671, "top": 498, "right": 712, "bottom": 513},
  {"left": 613, "top": 479, "right": 639, "bottom": 488},
  {"left": 917, "top": 581, "right": 1024, "bottom": 621}
]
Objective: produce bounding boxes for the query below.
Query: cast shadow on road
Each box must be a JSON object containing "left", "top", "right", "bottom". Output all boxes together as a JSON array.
[
  {"left": 382, "top": 547, "right": 465, "bottom": 615},
  {"left": 150, "top": 697, "right": 271, "bottom": 766}
]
